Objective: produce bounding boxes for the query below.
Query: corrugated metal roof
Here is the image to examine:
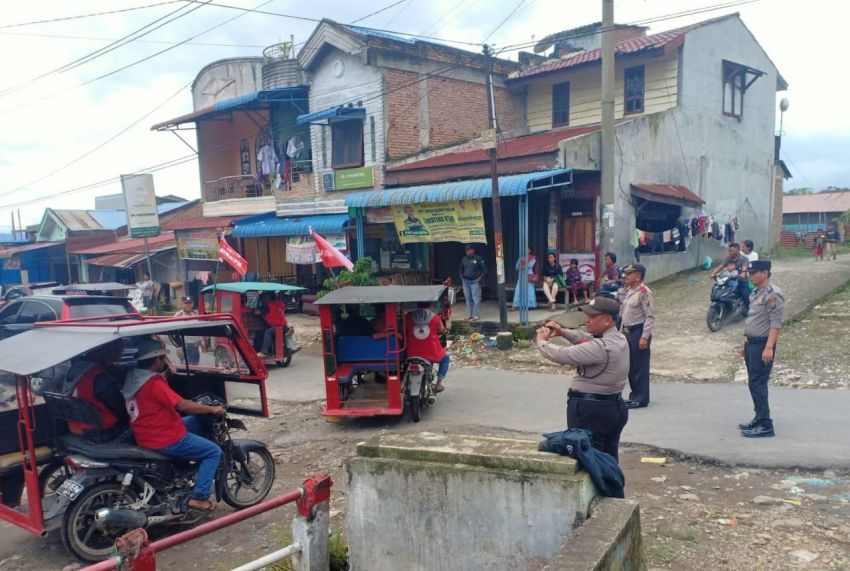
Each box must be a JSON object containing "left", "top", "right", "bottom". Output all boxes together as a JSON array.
[
  {"left": 84, "top": 252, "right": 148, "bottom": 269},
  {"left": 73, "top": 232, "right": 175, "bottom": 255},
  {"left": 51, "top": 209, "right": 103, "bottom": 231},
  {"left": 159, "top": 202, "right": 244, "bottom": 231},
  {"left": 510, "top": 14, "right": 736, "bottom": 80},
  {"left": 0, "top": 241, "right": 63, "bottom": 259},
  {"left": 345, "top": 168, "right": 572, "bottom": 208},
  {"left": 151, "top": 86, "right": 308, "bottom": 130},
  {"left": 388, "top": 126, "right": 599, "bottom": 172},
  {"left": 296, "top": 106, "right": 366, "bottom": 125},
  {"left": 783, "top": 192, "right": 850, "bottom": 214},
  {"left": 232, "top": 212, "right": 351, "bottom": 238},
  {"left": 630, "top": 183, "right": 703, "bottom": 207}
]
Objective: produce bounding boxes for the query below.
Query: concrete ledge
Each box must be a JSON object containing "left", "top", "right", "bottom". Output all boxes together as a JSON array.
[
  {"left": 356, "top": 432, "right": 580, "bottom": 476},
  {"left": 540, "top": 498, "right": 646, "bottom": 571}
]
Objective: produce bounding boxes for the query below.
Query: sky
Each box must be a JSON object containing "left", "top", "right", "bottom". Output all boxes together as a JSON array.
[{"left": 0, "top": 0, "right": 844, "bottom": 229}]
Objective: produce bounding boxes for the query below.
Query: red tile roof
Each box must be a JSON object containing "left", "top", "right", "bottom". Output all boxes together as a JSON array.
[
  {"left": 510, "top": 14, "right": 736, "bottom": 80},
  {"left": 630, "top": 183, "right": 703, "bottom": 206},
  {"left": 159, "top": 202, "right": 243, "bottom": 231},
  {"left": 388, "top": 126, "right": 600, "bottom": 172},
  {"left": 782, "top": 192, "right": 850, "bottom": 215}
]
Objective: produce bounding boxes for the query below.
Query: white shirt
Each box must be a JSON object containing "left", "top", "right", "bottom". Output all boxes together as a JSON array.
[{"left": 744, "top": 251, "right": 759, "bottom": 262}]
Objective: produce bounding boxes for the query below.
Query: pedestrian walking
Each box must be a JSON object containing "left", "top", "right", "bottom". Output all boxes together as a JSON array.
[
  {"left": 174, "top": 296, "right": 201, "bottom": 365},
  {"left": 459, "top": 244, "right": 486, "bottom": 321},
  {"left": 535, "top": 297, "right": 629, "bottom": 461},
  {"left": 618, "top": 263, "right": 654, "bottom": 409},
  {"left": 826, "top": 222, "right": 841, "bottom": 260},
  {"left": 137, "top": 272, "right": 155, "bottom": 315},
  {"left": 814, "top": 231, "right": 825, "bottom": 261},
  {"left": 739, "top": 259, "right": 784, "bottom": 438}
]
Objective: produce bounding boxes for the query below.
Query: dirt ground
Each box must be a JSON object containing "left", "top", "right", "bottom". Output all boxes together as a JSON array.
[{"left": 3, "top": 400, "right": 850, "bottom": 570}]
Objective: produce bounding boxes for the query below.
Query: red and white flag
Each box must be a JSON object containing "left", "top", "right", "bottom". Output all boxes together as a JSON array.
[
  {"left": 311, "top": 229, "right": 354, "bottom": 271},
  {"left": 218, "top": 237, "right": 248, "bottom": 276}
]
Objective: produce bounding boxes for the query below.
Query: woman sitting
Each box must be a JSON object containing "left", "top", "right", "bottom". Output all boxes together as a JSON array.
[{"left": 540, "top": 252, "right": 564, "bottom": 311}]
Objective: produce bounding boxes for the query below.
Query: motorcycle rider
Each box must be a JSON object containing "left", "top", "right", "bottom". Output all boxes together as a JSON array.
[
  {"left": 255, "top": 292, "right": 287, "bottom": 359},
  {"left": 122, "top": 338, "right": 225, "bottom": 511},
  {"left": 710, "top": 243, "right": 749, "bottom": 314},
  {"left": 406, "top": 301, "right": 450, "bottom": 393}
]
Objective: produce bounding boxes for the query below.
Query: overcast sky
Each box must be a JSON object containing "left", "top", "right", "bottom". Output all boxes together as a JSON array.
[{"left": 0, "top": 0, "right": 843, "bottom": 228}]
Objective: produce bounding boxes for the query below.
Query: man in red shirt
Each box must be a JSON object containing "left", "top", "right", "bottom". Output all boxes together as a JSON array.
[
  {"left": 255, "top": 293, "right": 287, "bottom": 358},
  {"left": 405, "top": 302, "right": 450, "bottom": 392},
  {"left": 122, "top": 338, "right": 225, "bottom": 511}
]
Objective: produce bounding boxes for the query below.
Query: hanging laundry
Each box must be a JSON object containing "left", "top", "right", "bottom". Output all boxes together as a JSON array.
[
  {"left": 732, "top": 217, "right": 739, "bottom": 230},
  {"left": 639, "top": 230, "right": 648, "bottom": 246},
  {"left": 724, "top": 223, "right": 734, "bottom": 244},
  {"left": 286, "top": 135, "right": 305, "bottom": 159},
  {"left": 257, "top": 144, "right": 278, "bottom": 175},
  {"left": 662, "top": 229, "right": 672, "bottom": 243}
]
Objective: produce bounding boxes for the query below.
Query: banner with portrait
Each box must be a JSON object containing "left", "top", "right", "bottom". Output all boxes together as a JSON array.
[
  {"left": 285, "top": 234, "right": 347, "bottom": 265},
  {"left": 391, "top": 199, "right": 487, "bottom": 244}
]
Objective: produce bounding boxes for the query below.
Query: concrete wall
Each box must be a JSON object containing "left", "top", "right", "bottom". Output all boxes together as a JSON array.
[
  {"left": 523, "top": 53, "right": 678, "bottom": 132},
  {"left": 346, "top": 433, "right": 597, "bottom": 571},
  {"left": 191, "top": 58, "right": 264, "bottom": 110}
]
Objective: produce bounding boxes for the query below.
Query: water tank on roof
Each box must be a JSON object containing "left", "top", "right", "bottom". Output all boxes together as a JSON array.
[{"left": 262, "top": 42, "right": 303, "bottom": 89}]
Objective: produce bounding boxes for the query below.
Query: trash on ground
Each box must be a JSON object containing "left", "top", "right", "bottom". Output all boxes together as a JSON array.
[
  {"left": 789, "top": 550, "right": 818, "bottom": 563},
  {"left": 641, "top": 457, "right": 668, "bottom": 464}
]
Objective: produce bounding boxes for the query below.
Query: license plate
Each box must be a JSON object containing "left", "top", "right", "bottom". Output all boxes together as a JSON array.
[{"left": 57, "top": 480, "right": 84, "bottom": 501}]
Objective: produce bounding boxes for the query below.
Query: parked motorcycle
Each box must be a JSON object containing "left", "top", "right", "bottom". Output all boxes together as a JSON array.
[
  {"left": 706, "top": 275, "right": 747, "bottom": 331},
  {"left": 51, "top": 394, "right": 275, "bottom": 562},
  {"left": 401, "top": 357, "right": 437, "bottom": 423}
]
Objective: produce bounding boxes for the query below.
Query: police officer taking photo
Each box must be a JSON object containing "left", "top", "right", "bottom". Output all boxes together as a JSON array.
[
  {"left": 739, "top": 259, "right": 784, "bottom": 438},
  {"left": 536, "top": 297, "right": 629, "bottom": 461}
]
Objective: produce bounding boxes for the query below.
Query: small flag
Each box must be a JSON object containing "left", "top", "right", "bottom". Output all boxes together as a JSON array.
[
  {"left": 311, "top": 228, "right": 354, "bottom": 271},
  {"left": 218, "top": 237, "right": 248, "bottom": 276}
]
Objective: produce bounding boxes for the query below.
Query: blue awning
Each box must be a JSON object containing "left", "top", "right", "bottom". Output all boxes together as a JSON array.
[
  {"left": 344, "top": 168, "right": 572, "bottom": 208},
  {"left": 296, "top": 106, "right": 366, "bottom": 125},
  {"left": 152, "top": 86, "right": 308, "bottom": 130},
  {"left": 232, "top": 212, "right": 352, "bottom": 238}
]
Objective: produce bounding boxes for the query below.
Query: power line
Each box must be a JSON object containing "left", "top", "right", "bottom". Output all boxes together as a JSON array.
[
  {"left": 0, "top": 1, "right": 184, "bottom": 29},
  {"left": 0, "top": 82, "right": 192, "bottom": 200},
  {"left": 0, "top": 30, "right": 266, "bottom": 48},
  {"left": 419, "top": 0, "right": 475, "bottom": 36},
  {"left": 482, "top": 0, "right": 530, "bottom": 43},
  {"left": 780, "top": 149, "right": 814, "bottom": 190},
  {"left": 350, "top": 0, "right": 409, "bottom": 25}
]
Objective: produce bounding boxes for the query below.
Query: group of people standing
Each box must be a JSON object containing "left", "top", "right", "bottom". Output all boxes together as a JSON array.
[
  {"left": 813, "top": 222, "right": 842, "bottom": 261},
  {"left": 535, "top": 239, "right": 784, "bottom": 464}
]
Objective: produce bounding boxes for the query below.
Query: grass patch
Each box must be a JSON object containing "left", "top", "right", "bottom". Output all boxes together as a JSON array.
[
  {"left": 772, "top": 244, "right": 849, "bottom": 259},
  {"left": 652, "top": 544, "right": 678, "bottom": 565}
]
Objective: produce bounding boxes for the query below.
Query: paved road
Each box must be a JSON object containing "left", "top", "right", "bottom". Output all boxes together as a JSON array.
[{"left": 267, "top": 356, "right": 850, "bottom": 469}]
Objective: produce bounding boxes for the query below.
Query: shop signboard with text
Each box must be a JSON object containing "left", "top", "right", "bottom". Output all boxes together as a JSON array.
[
  {"left": 286, "top": 234, "right": 348, "bottom": 265},
  {"left": 559, "top": 252, "right": 596, "bottom": 282},
  {"left": 333, "top": 166, "right": 373, "bottom": 190},
  {"left": 175, "top": 229, "right": 219, "bottom": 260},
  {"left": 391, "top": 199, "right": 487, "bottom": 244},
  {"left": 121, "top": 173, "right": 160, "bottom": 238}
]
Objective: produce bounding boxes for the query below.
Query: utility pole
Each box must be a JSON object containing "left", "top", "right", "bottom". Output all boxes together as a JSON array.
[
  {"left": 483, "top": 44, "right": 509, "bottom": 331},
  {"left": 600, "top": 0, "right": 616, "bottom": 265}
]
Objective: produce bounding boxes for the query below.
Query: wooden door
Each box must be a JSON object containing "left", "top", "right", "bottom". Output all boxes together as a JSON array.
[{"left": 563, "top": 216, "right": 594, "bottom": 251}]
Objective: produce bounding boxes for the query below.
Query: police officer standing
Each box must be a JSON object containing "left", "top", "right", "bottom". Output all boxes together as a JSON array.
[
  {"left": 618, "top": 263, "right": 655, "bottom": 409},
  {"left": 739, "top": 259, "right": 784, "bottom": 438},
  {"left": 536, "top": 297, "right": 629, "bottom": 461}
]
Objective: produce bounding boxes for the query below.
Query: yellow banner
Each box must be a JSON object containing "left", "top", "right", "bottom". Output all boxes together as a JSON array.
[{"left": 392, "top": 200, "right": 487, "bottom": 244}]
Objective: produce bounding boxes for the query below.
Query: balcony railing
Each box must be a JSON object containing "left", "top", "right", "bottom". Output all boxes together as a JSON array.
[{"left": 203, "top": 161, "right": 313, "bottom": 202}]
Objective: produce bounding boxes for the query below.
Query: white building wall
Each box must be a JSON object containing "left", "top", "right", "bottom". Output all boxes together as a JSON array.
[
  {"left": 191, "top": 58, "right": 264, "bottom": 110},
  {"left": 306, "top": 48, "right": 386, "bottom": 204}
]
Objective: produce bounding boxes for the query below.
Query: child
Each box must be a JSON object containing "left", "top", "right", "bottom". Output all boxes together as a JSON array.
[
  {"left": 814, "top": 232, "right": 825, "bottom": 261},
  {"left": 718, "top": 260, "right": 739, "bottom": 293},
  {"left": 565, "top": 258, "right": 591, "bottom": 303}
]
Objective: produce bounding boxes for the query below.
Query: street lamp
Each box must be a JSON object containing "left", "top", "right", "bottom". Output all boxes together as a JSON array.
[{"left": 778, "top": 97, "right": 790, "bottom": 136}]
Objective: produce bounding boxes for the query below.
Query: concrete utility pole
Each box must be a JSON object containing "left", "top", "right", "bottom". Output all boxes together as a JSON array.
[
  {"left": 483, "top": 44, "right": 509, "bottom": 331},
  {"left": 600, "top": 0, "right": 616, "bottom": 263}
]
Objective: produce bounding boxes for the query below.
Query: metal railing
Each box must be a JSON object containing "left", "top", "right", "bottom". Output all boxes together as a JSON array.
[{"left": 80, "top": 473, "right": 332, "bottom": 571}]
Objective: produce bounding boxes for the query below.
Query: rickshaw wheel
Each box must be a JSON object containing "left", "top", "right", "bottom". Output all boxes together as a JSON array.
[
  {"left": 61, "top": 482, "right": 139, "bottom": 562},
  {"left": 276, "top": 351, "right": 292, "bottom": 368},
  {"left": 38, "top": 458, "right": 71, "bottom": 499},
  {"left": 222, "top": 448, "right": 276, "bottom": 509}
]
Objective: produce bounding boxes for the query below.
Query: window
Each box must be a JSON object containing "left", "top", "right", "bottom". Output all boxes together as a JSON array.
[
  {"left": 16, "top": 301, "right": 56, "bottom": 324},
  {"left": 624, "top": 66, "right": 645, "bottom": 114},
  {"left": 551, "top": 82, "right": 570, "bottom": 127},
  {"left": 722, "top": 60, "right": 763, "bottom": 120},
  {"left": 331, "top": 119, "right": 364, "bottom": 169}
]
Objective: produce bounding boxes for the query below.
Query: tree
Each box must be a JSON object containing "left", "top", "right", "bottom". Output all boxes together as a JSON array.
[
  {"left": 785, "top": 187, "right": 813, "bottom": 195},
  {"left": 316, "top": 256, "right": 377, "bottom": 298}
]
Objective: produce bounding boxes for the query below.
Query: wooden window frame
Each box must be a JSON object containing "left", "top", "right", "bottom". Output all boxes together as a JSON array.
[
  {"left": 551, "top": 82, "right": 570, "bottom": 128},
  {"left": 721, "top": 60, "right": 763, "bottom": 120},
  {"left": 331, "top": 118, "right": 365, "bottom": 169},
  {"left": 624, "top": 65, "right": 645, "bottom": 115}
]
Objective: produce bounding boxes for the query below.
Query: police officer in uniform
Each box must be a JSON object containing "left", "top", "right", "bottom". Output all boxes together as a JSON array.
[
  {"left": 618, "top": 263, "right": 655, "bottom": 409},
  {"left": 739, "top": 259, "right": 784, "bottom": 438},
  {"left": 536, "top": 297, "right": 629, "bottom": 461}
]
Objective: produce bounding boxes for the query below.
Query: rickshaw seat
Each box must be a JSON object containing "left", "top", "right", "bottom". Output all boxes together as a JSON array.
[
  {"left": 60, "top": 435, "right": 170, "bottom": 462},
  {"left": 0, "top": 447, "right": 53, "bottom": 473},
  {"left": 336, "top": 336, "right": 404, "bottom": 362}
]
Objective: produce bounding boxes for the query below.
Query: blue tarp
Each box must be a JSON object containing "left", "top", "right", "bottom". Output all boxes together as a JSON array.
[
  {"left": 344, "top": 168, "right": 572, "bottom": 208},
  {"left": 232, "top": 212, "right": 351, "bottom": 238},
  {"left": 296, "top": 106, "right": 366, "bottom": 125}
]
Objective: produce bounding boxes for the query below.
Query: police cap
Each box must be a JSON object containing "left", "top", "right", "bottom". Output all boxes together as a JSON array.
[
  {"left": 579, "top": 297, "right": 620, "bottom": 317},
  {"left": 622, "top": 263, "right": 646, "bottom": 279},
  {"left": 749, "top": 260, "right": 771, "bottom": 273}
]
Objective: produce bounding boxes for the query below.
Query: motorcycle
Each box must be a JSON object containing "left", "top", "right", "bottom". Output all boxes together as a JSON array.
[
  {"left": 401, "top": 357, "right": 437, "bottom": 423},
  {"left": 706, "top": 275, "right": 747, "bottom": 332},
  {"left": 50, "top": 394, "right": 275, "bottom": 562}
]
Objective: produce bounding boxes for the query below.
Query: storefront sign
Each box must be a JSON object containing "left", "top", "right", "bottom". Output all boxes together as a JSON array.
[
  {"left": 175, "top": 229, "right": 219, "bottom": 261},
  {"left": 559, "top": 252, "right": 596, "bottom": 282},
  {"left": 334, "top": 166, "right": 373, "bottom": 190},
  {"left": 286, "top": 234, "right": 348, "bottom": 265},
  {"left": 366, "top": 206, "right": 394, "bottom": 224},
  {"left": 391, "top": 200, "right": 487, "bottom": 244},
  {"left": 121, "top": 174, "right": 160, "bottom": 238}
]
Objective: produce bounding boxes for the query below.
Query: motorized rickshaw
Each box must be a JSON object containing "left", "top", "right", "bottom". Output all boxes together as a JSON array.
[
  {"left": 0, "top": 313, "right": 272, "bottom": 561},
  {"left": 315, "top": 284, "right": 452, "bottom": 422},
  {"left": 199, "top": 282, "right": 306, "bottom": 368}
]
